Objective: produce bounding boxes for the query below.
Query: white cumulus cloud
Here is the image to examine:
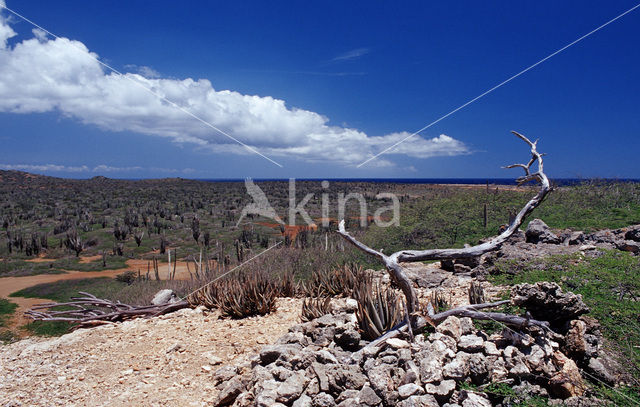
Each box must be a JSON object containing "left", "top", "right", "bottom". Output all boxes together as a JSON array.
[
  {"left": 0, "top": 10, "right": 470, "bottom": 167},
  {"left": 0, "top": 163, "right": 90, "bottom": 172}
]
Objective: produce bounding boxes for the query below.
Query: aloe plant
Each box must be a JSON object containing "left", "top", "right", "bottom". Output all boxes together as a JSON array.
[
  {"left": 300, "top": 297, "right": 332, "bottom": 322},
  {"left": 353, "top": 273, "right": 404, "bottom": 340},
  {"left": 301, "top": 263, "right": 362, "bottom": 297}
]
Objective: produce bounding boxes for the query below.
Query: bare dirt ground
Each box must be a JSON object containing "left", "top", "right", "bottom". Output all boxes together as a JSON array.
[
  {"left": 25, "top": 256, "right": 58, "bottom": 263},
  {"left": 0, "top": 298, "right": 303, "bottom": 407},
  {"left": 78, "top": 255, "right": 103, "bottom": 264}
]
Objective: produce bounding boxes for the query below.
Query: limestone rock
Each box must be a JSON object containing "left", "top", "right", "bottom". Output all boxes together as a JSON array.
[
  {"left": 566, "top": 231, "right": 585, "bottom": 245},
  {"left": 624, "top": 225, "right": 640, "bottom": 242},
  {"left": 564, "top": 320, "right": 588, "bottom": 358},
  {"left": 397, "top": 394, "right": 439, "bottom": 407},
  {"left": 151, "top": 289, "right": 178, "bottom": 306},
  {"left": 436, "top": 316, "right": 462, "bottom": 342},
  {"left": 214, "top": 376, "right": 244, "bottom": 406},
  {"left": 425, "top": 380, "right": 456, "bottom": 401},
  {"left": 419, "top": 353, "right": 443, "bottom": 384},
  {"left": 458, "top": 335, "right": 484, "bottom": 353},
  {"left": 467, "top": 353, "right": 488, "bottom": 384},
  {"left": 312, "top": 392, "right": 336, "bottom": 407},
  {"left": 460, "top": 391, "right": 492, "bottom": 407},
  {"left": 293, "top": 395, "right": 313, "bottom": 407},
  {"left": 483, "top": 341, "right": 500, "bottom": 356},
  {"left": 428, "top": 332, "right": 457, "bottom": 352},
  {"left": 587, "top": 356, "right": 619, "bottom": 385},
  {"left": 615, "top": 240, "right": 640, "bottom": 253},
  {"left": 398, "top": 383, "right": 425, "bottom": 399},
  {"left": 259, "top": 344, "right": 302, "bottom": 365},
  {"left": 549, "top": 351, "right": 586, "bottom": 399},
  {"left": 356, "top": 385, "right": 382, "bottom": 406},
  {"left": 511, "top": 282, "right": 589, "bottom": 324},
  {"left": 443, "top": 352, "right": 470, "bottom": 380},
  {"left": 325, "top": 364, "right": 367, "bottom": 394},
  {"left": 213, "top": 365, "right": 239, "bottom": 386},
  {"left": 387, "top": 338, "right": 410, "bottom": 349},
  {"left": 276, "top": 372, "right": 308, "bottom": 404},
  {"left": 459, "top": 318, "right": 475, "bottom": 335},
  {"left": 526, "top": 219, "right": 561, "bottom": 244},
  {"left": 334, "top": 328, "right": 360, "bottom": 350}
]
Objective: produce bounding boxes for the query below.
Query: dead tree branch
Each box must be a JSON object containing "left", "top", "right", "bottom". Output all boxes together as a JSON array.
[
  {"left": 25, "top": 291, "right": 190, "bottom": 328},
  {"left": 348, "top": 299, "right": 552, "bottom": 362},
  {"left": 337, "top": 131, "right": 551, "bottom": 327}
]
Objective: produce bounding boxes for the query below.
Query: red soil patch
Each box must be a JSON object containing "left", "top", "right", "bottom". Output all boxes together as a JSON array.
[
  {"left": 25, "top": 256, "right": 57, "bottom": 263},
  {"left": 78, "top": 255, "right": 102, "bottom": 264},
  {"left": 256, "top": 222, "right": 318, "bottom": 241}
]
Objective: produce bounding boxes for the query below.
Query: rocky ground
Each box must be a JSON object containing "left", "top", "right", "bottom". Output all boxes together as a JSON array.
[
  {"left": 0, "top": 220, "right": 637, "bottom": 406},
  {"left": 207, "top": 281, "right": 622, "bottom": 407},
  {"left": 0, "top": 298, "right": 302, "bottom": 406}
]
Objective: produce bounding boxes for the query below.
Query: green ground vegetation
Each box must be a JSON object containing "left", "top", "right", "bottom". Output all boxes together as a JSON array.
[
  {"left": 489, "top": 249, "right": 640, "bottom": 405},
  {"left": 0, "top": 298, "right": 18, "bottom": 343}
]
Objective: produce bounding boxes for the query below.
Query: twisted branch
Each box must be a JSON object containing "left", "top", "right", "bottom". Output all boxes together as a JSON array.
[
  {"left": 337, "top": 131, "right": 551, "bottom": 327},
  {"left": 25, "top": 291, "right": 190, "bottom": 328}
]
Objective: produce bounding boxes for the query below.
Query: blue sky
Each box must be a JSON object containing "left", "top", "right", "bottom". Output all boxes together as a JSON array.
[{"left": 0, "top": 1, "right": 639, "bottom": 179}]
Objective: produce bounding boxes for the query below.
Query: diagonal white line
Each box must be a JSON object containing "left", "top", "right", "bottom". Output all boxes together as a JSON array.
[
  {"left": 357, "top": 3, "right": 640, "bottom": 168},
  {"left": 0, "top": 4, "right": 284, "bottom": 168}
]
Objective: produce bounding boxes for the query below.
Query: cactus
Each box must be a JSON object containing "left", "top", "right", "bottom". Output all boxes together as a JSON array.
[
  {"left": 134, "top": 230, "right": 144, "bottom": 247},
  {"left": 191, "top": 216, "right": 200, "bottom": 243},
  {"left": 429, "top": 290, "right": 451, "bottom": 313},
  {"left": 159, "top": 235, "right": 167, "bottom": 254},
  {"left": 64, "top": 230, "right": 84, "bottom": 257}
]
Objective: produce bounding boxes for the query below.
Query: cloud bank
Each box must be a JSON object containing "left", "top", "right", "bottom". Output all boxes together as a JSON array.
[{"left": 0, "top": 9, "right": 470, "bottom": 168}]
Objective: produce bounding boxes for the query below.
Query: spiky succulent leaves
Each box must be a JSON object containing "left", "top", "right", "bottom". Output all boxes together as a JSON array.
[
  {"left": 302, "top": 263, "right": 362, "bottom": 297},
  {"left": 188, "top": 269, "right": 278, "bottom": 318},
  {"left": 429, "top": 290, "right": 451, "bottom": 313},
  {"left": 468, "top": 281, "right": 485, "bottom": 304},
  {"left": 301, "top": 297, "right": 332, "bottom": 322},
  {"left": 354, "top": 274, "right": 403, "bottom": 340},
  {"left": 277, "top": 270, "right": 298, "bottom": 298}
]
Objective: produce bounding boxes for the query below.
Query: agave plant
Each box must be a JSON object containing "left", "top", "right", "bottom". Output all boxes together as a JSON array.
[
  {"left": 468, "top": 281, "right": 485, "bottom": 304},
  {"left": 429, "top": 290, "right": 451, "bottom": 313},
  {"left": 353, "top": 273, "right": 404, "bottom": 340},
  {"left": 301, "top": 263, "right": 362, "bottom": 297},
  {"left": 300, "top": 297, "right": 332, "bottom": 322},
  {"left": 188, "top": 269, "right": 279, "bottom": 318},
  {"left": 276, "top": 270, "right": 299, "bottom": 298}
]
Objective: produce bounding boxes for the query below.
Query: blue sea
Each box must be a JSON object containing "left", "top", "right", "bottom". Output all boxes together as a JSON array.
[{"left": 198, "top": 178, "right": 640, "bottom": 186}]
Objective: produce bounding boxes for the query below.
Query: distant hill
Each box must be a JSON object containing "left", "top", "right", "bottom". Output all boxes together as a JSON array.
[{"left": 0, "top": 170, "right": 201, "bottom": 190}]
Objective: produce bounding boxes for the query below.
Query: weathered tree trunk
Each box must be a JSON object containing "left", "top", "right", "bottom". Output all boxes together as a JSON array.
[{"left": 337, "top": 132, "right": 551, "bottom": 328}]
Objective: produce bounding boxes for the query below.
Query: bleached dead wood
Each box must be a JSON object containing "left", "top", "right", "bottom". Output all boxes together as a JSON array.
[
  {"left": 349, "top": 299, "right": 552, "bottom": 361},
  {"left": 337, "top": 131, "right": 551, "bottom": 326},
  {"left": 24, "top": 291, "right": 190, "bottom": 328}
]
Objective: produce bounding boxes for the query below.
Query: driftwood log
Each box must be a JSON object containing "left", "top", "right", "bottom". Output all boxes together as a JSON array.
[
  {"left": 337, "top": 131, "right": 551, "bottom": 329},
  {"left": 24, "top": 291, "right": 190, "bottom": 328}
]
